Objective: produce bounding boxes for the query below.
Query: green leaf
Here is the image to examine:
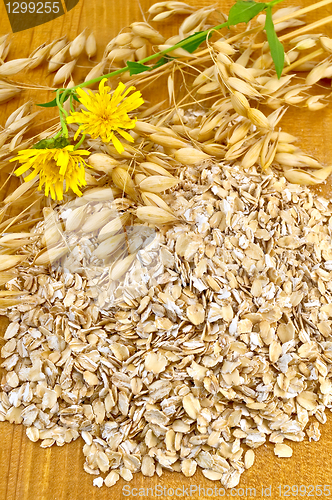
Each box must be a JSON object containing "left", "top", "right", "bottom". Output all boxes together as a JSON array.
[
  {"left": 127, "top": 56, "right": 173, "bottom": 75},
  {"left": 179, "top": 30, "right": 211, "bottom": 53},
  {"left": 32, "top": 138, "right": 53, "bottom": 149},
  {"left": 32, "top": 137, "right": 70, "bottom": 150},
  {"left": 127, "top": 61, "right": 150, "bottom": 75},
  {"left": 37, "top": 91, "right": 74, "bottom": 108},
  {"left": 37, "top": 97, "right": 58, "bottom": 108},
  {"left": 227, "top": 0, "right": 266, "bottom": 26},
  {"left": 152, "top": 56, "right": 171, "bottom": 69},
  {"left": 53, "top": 137, "right": 71, "bottom": 148},
  {"left": 264, "top": 6, "right": 285, "bottom": 78}
]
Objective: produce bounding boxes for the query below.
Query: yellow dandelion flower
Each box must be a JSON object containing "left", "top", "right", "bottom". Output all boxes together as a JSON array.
[
  {"left": 66, "top": 79, "right": 144, "bottom": 153},
  {"left": 11, "top": 145, "right": 90, "bottom": 201}
]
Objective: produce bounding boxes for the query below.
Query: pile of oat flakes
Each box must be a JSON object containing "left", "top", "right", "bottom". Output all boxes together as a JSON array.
[{"left": 1, "top": 158, "right": 332, "bottom": 488}]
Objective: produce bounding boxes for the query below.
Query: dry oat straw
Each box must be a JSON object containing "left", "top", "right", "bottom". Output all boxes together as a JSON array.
[{"left": 1, "top": 0, "right": 332, "bottom": 489}]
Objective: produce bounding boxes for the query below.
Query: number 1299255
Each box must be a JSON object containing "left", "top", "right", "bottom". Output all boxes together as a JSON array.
[
  {"left": 277, "top": 485, "right": 331, "bottom": 496},
  {"left": 5, "top": 2, "right": 61, "bottom": 13}
]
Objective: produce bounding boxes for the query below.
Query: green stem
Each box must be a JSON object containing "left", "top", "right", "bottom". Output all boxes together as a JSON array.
[
  {"left": 66, "top": 0, "right": 284, "bottom": 93},
  {"left": 70, "top": 68, "right": 130, "bottom": 91},
  {"left": 59, "top": 89, "right": 69, "bottom": 117},
  {"left": 56, "top": 0, "right": 286, "bottom": 138},
  {"left": 59, "top": 1, "right": 287, "bottom": 96},
  {"left": 54, "top": 130, "right": 62, "bottom": 139},
  {"left": 67, "top": 21, "right": 229, "bottom": 92},
  {"left": 56, "top": 89, "right": 69, "bottom": 137},
  {"left": 69, "top": 95, "right": 75, "bottom": 113},
  {"left": 269, "top": 0, "right": 285, "bottom": 6},
  {"left": 73, "top": 133, "right": 86, "bottom": 150}
]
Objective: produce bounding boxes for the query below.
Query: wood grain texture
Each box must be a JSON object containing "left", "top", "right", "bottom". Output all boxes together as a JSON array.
[{"left": 1, "top": 1, "right": 332, "bottom": 499}]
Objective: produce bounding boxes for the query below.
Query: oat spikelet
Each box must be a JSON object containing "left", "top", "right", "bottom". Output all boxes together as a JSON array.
[
  {"left": 93, "top": 233, "right": 126, "bottom": 259},
  {"left": 133, "top": 121, "right": 161, "bottom": 135},
  {"left": 49, "top": 36, "right": 67, "bottom": 57},
  {"left": 86, "top": 32, "right": 97, "bottom": 58},
  {"left": 34, "top": 247, "right": 69, "bottom": 266},
  {"left": 65, "top": 205, "right": 87, "bottom": 232},
  {"left": 107, "top": 48, "right": 134, "bottom": 62},
  {"left": 28, "top": 43, "right": 52, "bottom": 69},
  {"left": 213, "top": 40, "right": 236, "bottom": 55},
  {"left": 48, "top": 43, "right": 69, "bottom": 72},
  {"left": 136, "top": 206, "right": 178, "bottom": 225},
  {"left": 70, "top": 30, "right": 87, "bottom": 58},
  {"left": 0, "top": 34, "right": 10, "bottom": 61},
  {"left": 230, "top": 92, "right": 250, "bottom": 117},
  {"left": 6, "top": 111, "right": 40, "bottom": 135},
  {"left": 139, "top": 162, "right": 174, "bottom": 177},
  {"left": 179, "top": 7, "right": 214, "bottom": 35},
  {"left": 88, "top": 153, "right": 119, "bottom": 174},
  {"left": 110, "top": 253, "right": 136, "bottom": 281},
  {"left": 138, "top": 175, "right": 179, "bottom": 193},
  {"left": 130, "top": 22, "right": 164, "bottom": 44},
  {"left": 0, "top": 233, "right": 36, "bottom": 248},
  {"left": 141, "top": 191, "right": 174, "bottom": 213},
  {"left": 112, "top": 167, "right": 138, "bottom": 200},
  {"left": 305, "top": 61, "right": 329, "bottom": 86},
  {"left": 0, "top": 58, "right": 33, "bottom": 76},
  {"left": 82, "top": 208, "right": 116, "bottom": 233},
  {"left": 84, "top": 60, "right": 107, "bottom": 82},
  {"left": 174, "top": 148, "right": 210, "bottom": 164},
  {"left": 4, "top": 178, "right": 37, "bottom": 204},
  {"left": 197, "top": 81, "right": 220, "bottom": 94},
  {"left": 306, "top": 95, "right": 327, "bottom": 111},
  {"left": 41, "top": 225, "right": 63, "bottom": 247},
  {"left": 228, "top": 121, "right": 251, "bottom": 145},
  {"left": 320, "top": 36, "right": 332, "bottom": 53},
  {"left": 0, "top": 255, "right": 27, "bottom": 271},
  {"left": 247, "top": 108, "right": 271, "bottom": 129},
  {"left": 98, "top": 213, "right": 131, "bottom": 242},
  {"left": 283, "top": 165, "right": 332, "bottom": 185},
  {"left": 276, "top": 152, "right": 322, "bottom": 169},
  {"left": 242, "top": 139, "right": 264, "bottom": 169},
  {"left": 53, "top": 59, "right": 77, "bottom": 85},
  {"left": 193, "top": 66, "right": 215, "bottom": 86},
  {"left": 5, "top": 101, "right": 32, "bottom": 128},
  {"left": 0, "top": 88, "right": 21, "bottom": 104},
  {"left": 230, "top": 63, "right": 256, "bottom": 83},
  {"left": 227, "top": 77, "right": 261, "bottom": 98},
  {"left": 149, "top": 134, "right": 187, "bottom": 149},
  {"left": 82, "top": 187, "right": 118, "bottom": 201}
]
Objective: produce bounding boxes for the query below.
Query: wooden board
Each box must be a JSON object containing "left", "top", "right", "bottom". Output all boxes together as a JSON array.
[{"left": 1, "top": 1, "right": 332, "bottom": 499}]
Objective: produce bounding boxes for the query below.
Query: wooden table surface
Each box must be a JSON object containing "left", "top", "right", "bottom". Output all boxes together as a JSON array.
[{"left": 1, "top": 1, "right": 332, "bottom": 499}]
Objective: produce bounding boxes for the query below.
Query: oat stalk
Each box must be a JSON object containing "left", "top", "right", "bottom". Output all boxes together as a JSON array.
[{"left": 35, "top": 0, "right": 288, "bottom": 146}]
